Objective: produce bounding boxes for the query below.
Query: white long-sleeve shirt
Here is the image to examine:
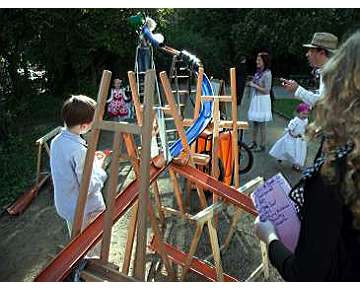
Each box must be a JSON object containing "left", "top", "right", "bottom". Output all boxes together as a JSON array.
[
  {"left": 50, "top": 128, "right": 107, "bottom": 224},
  {"left": 294, "top": 74, "right": 324, "bottom": 107}
]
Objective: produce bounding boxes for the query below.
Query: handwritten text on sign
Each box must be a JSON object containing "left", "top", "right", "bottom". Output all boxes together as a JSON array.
[{"left": 251, "top": 173, "right": 300, "bottom": 253}]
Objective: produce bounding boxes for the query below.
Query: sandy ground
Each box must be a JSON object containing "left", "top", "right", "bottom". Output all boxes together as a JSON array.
[{"left": 0, "top": 87, "right": 319, "bottom": 282}]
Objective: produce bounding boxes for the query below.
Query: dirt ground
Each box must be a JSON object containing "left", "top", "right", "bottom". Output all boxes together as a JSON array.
[{"left": 0, "top": 87, "right": 320, "bottom": 282}]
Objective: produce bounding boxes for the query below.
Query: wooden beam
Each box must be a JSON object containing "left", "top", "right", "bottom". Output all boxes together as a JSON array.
[
  {"left": 134, "top": 69, "right": 155, "bottom": 281},
  {"left": 35, "top": 143, "right": 42, "bottom": 186},
  {"left": 191, "top": 202, "right": 224, "bottom": 224},
  {"left": 193, "top": 66, "right": 203, "bottom": 119},
  {"left": 86, "top": 259, "right": 138, "bottom": 282},
  {"left": 182, "top": 118, "right": 194, "bottom": 127},
  {"left": 237, "top": 176, "right": 264, "bottom": 195},
  {"left": 161, "top": 206, "right": 194, "bottom": 221},
  {"left": 100, "top": 130, "right": 122, "bottom": 262},
  {"left": 192, "top": 152, "right": 211, "bottom": 166},
  {"left": 230, "top": 68, "right": 239, "bottom": 188},
  {"left": 72, "top": 70, "right": 112, "bottom": 239},
  {"left": 35, "top": 126, "right": 62, "bottom": 145},
  {"left": 92, "top": 120, "right": 141, "bottom": 135},
  {"left": 128, "top": 71, "right": 143, "bottom": 126},
  {"left": 80, "top": 270, "right": 103, "bottom": 282},
  {"left": 201, "top": 95, "right": 232, "bottom": 102},
  {"left": 219, "top": 120, "right": 249, "bottom": 130}
]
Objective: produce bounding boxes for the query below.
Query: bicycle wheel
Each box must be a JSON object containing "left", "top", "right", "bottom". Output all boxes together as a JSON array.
[{"left": 238, "top": 142, "right": 254, "bottom": 174}]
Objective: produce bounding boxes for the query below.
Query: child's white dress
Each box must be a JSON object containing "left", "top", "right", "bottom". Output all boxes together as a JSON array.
[{"left": 269, "top": 116, "right": 308, "bottom": 166}]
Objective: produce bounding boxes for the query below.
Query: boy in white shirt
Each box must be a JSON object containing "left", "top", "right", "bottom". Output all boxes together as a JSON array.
[{"left": 50, "top": 95, "right": 107, "bottom": 238}]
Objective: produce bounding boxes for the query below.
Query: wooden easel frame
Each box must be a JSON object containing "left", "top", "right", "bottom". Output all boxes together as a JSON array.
[{"left": 69, "top": 70, "right": 175, "bottom": 281}]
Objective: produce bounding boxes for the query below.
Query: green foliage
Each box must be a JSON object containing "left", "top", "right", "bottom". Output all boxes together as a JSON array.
[
  {"left": 273, "top": 98, "right": 314, "bottom": 123},
  {"left": 0, "top": 123, "right": 59, "bottom": 208},
  {"left": 273, "top": 98, "right": 302, "bottom": 119}
]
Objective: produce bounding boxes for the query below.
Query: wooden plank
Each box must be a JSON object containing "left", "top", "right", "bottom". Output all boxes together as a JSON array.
[
  {"left": 80, "top": 270, "right": 103, "bottom": 282},
  {"left": 72, "top": 70, "right": 112, "bottom": 239},
  {"left": 92, "top": 120, "right": 141, "bottom": 135},
  {"left": 182, "top": 118, "right": 193, "bottom": 127},
  {"left": 180, "top": 224, "right": 203, "bottom": 281},
  {"left": 161, "top": 206, "right": 194, "bottom": 221},
  {"left": 191, "top": 202, "right": 224, "bottom": 224},
  {"left": 152, "top": 181, "right": 165, "bottom": 225},
  {"left": 260, "top": 241, "right": 270, "bottom": 279},
  {"left": 35, "top": 126, "right": 62, "bottom": 145},
  {"left": 169, "top": 169, "right": 185, "bottom": 215},
  {"left": 193, "top": 66, "right": 203, "bottom": 119},
  {"left": 245, "top": 263, "right": 264, "bottom": 282},
  {"left": 35, "top": 143, "right": 42, "bottom": 186},
  {"left": 207, "top": 218, "right": 224, "bottom": 281},
  {"left": 230, "top": 68, "right": 239, "bottom": 188},
  {"left": 128, "top": 71, "right": 143, "bottom": 126},
  {"left": 121, "top": 203, "right": 138, "bottom": 275},
  {"left": 201, "top": 95, "right": 232, "bottom": 102},
  {"left": 219, "top": 120, "right": 249, "bottom": 130},
  {"left": 6, "top": 174, "right": 50, "bottom": 215},
  {"left": 134, "top": 69, "right": 155, "bottom": 280},
  {"left": 100, "top": 130, "right": 122, "bottom": 262},
  {"left": 192, "top": 152, "right": 210, "bottom": 166},
  {"left": 87, "top": 259, "right": 138, "bottom": 282},
  {"left": 211, "top": 97, "right": 220, "bottom": 180},
  {"left": 43, "top": 142, "right": 51, "bottom": 156},
  {"left": 121, "top": 129, "right": 142, "bottom": 275},
  {"left": 237, "top": 176, "right": 264, "bottom": 195}
]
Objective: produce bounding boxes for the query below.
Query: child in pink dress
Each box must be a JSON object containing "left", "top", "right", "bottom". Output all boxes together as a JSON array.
[{"left": 107, "top": 78, "right": 132, "bottom": 121}]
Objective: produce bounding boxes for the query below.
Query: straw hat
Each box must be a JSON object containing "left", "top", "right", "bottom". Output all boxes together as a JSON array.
[{"left": 303, "top": 32, "right": 338, "bottom": 52}]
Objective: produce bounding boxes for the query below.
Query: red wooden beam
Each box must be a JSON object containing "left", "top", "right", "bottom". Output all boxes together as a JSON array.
[
  {"left": 35, "top": 161, "right": 256, "bottom": 282},
  {"left": 7, "top": 173, "right": 50, "bottom": 215},
  {"left": 35, "top": 162, "right": 167, "bottom": 282},
  {"left": 149, "top": 237, "right": 238, "bottom": 282},
  {"left": 170, "top": 163, "right": 257, "bottom": 216}
]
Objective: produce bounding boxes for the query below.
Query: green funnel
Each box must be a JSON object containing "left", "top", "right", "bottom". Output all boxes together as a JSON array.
[{"left": 128, "top": 13, "right": 144, "bottom": 30}]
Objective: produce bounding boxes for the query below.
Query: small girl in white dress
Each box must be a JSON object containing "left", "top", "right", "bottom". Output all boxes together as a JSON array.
[{"left": 269, "top": 102, "right": 310, "bottom": 171}]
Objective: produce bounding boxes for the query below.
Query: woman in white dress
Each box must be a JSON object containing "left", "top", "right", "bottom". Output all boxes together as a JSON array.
[
  {"left": 269, "top": 102, "right": 310, "bottom": 170},
  {"left": 247, "top": 52, "right": 273, "bottom": 152}
]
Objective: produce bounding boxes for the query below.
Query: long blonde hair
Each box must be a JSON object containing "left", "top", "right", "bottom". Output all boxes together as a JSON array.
[{"left": 307, "top": 31, "right": 360, "bottom": 228}]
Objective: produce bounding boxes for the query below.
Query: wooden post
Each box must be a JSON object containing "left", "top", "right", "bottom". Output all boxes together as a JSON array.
[
  {"left": 128, "top": 71, "right": 143, "bottom": 126},
  {"left": 193, "top": 66, "right": 204, "bottom": 120},
  {"left": 180, "top": 224, "right": 204, "bottom": 281},
  {"left": 100, "top": 130, "right": 122, "bottom": 262},
  {"left": 72, "top": 70, "right": 112, "bottom": 239},
  {"left": 121, "top": 133, "right": 141, "bottom": 275},
  {"left": 122, "top": 202, "right": 138, "bottom": 275},
  {"left": 230, "top": 68, "right": 239, "bottom": 188},
  {"left": 35, "top": 143, "right": 42, "bottom": 187},
  {"left": 134, "top": 69, "right": 155, "bottom": 280},
  {"left": 260, "top": 241, "right": 270, "bottom": 279}
]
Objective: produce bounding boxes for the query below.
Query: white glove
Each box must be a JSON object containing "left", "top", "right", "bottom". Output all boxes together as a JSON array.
[{"left": 254, "top": 216, "right": 279, "bottom": 246}]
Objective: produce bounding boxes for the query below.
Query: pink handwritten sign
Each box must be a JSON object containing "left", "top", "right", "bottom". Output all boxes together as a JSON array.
[{"left": 251, "top": 173, "right": 300, "bottom": 253}]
